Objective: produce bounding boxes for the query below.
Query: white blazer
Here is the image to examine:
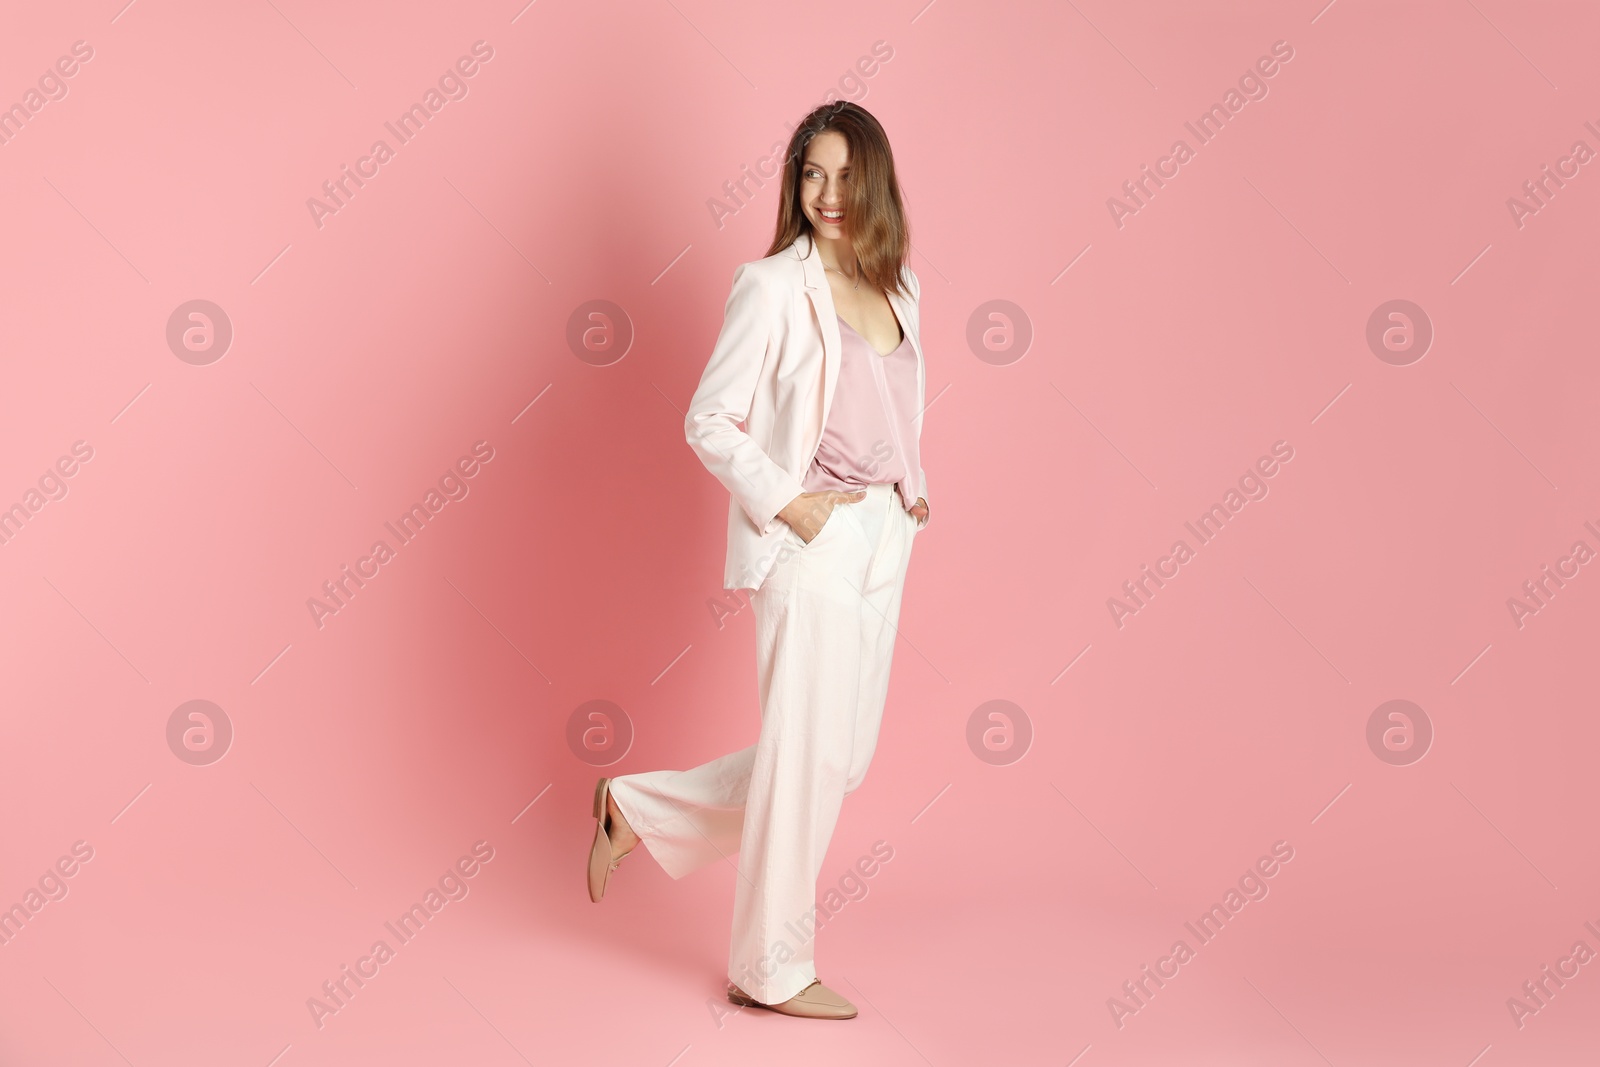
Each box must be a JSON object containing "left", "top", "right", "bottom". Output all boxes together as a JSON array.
[{"left": 686, "top": 231, "right": 929, "bottom": 592}]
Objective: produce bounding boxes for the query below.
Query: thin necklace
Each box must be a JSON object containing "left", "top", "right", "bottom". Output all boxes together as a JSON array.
[{"left": 823, "top": 259, "right": 861, "bottom": 290}]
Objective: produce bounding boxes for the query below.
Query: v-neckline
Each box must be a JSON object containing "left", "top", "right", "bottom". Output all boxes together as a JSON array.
[{"left": 836, "top": 312, "right": 905, "bottom": 358}]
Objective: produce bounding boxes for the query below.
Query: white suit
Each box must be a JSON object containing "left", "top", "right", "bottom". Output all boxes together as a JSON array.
[
  {"left": 684, "top": 231, "right": 928, "bottom": 592},
  {"left": 607, "top": 232, "right": 928, "bottom": 1005}
]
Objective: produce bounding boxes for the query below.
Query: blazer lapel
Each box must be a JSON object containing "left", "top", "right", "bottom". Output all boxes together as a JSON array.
[
  {"left": 886, "top": 285, "right": 926, "bottom": 442},
  {"left": 886, "top": 286, "right": 921, "bottom": 366},
  {"left": 798, "top": 232, "right": 842, "bottom": 435},
  {"left": 796, "top": 233, "right": 925, "bottom": 448}
]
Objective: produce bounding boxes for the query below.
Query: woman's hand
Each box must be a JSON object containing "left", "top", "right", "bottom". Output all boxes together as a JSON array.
[
  {"left": 780, "top": 490, "right": 866, "bottom": 544},
  {"left": 909, "top": 497, "right": 928, "bottom": 526}
]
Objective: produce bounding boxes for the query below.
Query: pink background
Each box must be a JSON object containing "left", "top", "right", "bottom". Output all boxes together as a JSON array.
[{"left": 3, "top": 0, "right": 1598, "bottom": 1064}]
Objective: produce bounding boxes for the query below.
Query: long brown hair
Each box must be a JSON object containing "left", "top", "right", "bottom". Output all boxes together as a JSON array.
[{"left": 764, "top": 101, "right": 911, "bottom": 298}]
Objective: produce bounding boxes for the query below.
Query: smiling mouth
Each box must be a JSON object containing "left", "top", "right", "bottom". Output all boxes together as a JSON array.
[{"left": 819, "top": 209, "right": 845, "bottom": 224}]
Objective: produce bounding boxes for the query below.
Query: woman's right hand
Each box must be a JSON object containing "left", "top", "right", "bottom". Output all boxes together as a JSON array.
[{"left": 780, "top": 490, "right": 866, "bottom": 544}]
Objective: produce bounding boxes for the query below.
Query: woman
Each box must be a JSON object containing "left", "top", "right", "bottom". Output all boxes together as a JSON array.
[{"left": 586, "top": 101, "right": 929, "bottom": 1021}]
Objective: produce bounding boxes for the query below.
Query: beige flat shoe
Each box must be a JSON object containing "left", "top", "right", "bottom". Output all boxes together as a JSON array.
[
  {"left": 587, "top": 777, "right": 633, "bottom": 902},
  {"left": 726, "top": 979, "right": 858, "bottom": 1020}
]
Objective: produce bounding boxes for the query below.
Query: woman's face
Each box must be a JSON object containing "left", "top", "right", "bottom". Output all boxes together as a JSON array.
[{"left": 799, "top": 130, "right": 851, "bottom": 238}]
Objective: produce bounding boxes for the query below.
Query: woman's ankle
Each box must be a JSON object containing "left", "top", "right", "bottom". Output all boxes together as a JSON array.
[{"left": 606, "top": 795, "right": 638, "bottom": 846}]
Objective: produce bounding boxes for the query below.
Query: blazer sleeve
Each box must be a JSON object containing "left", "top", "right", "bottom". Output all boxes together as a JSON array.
[
  {"left": 685, "top": 262, "right": 810, "bottom": 536},
  {"left": 905, "top": 264, "right": 931, "bottom": 515}
]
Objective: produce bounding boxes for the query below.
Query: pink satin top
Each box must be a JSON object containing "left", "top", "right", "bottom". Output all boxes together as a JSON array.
[{"left": 801, "top": 314, "right": 921, "bottom": 511}]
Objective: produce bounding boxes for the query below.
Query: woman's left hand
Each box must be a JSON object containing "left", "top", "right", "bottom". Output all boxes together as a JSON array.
[{"left": 909, "top": 498, "right": 929, "bottom": 527}]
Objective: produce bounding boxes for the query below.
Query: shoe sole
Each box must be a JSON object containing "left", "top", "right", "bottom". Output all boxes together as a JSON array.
[
  {"left": 726, "top": 987, "right": 857, "bottom": 1019},
  {"left": 587, "top": 778, "right": 613, "bottom": 903}
]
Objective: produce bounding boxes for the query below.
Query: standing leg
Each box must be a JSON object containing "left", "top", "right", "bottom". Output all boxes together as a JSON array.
[
  {"left": 726, "top": 483, "right": 912, "bottom": 1004},
  {"left": 846, "top": 495, "right": 917, "bottom": 794}
]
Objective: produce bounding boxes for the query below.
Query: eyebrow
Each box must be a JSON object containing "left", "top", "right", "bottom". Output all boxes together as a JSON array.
[{"left": 802, "top": 160, "right": 850, "bottom": 172}]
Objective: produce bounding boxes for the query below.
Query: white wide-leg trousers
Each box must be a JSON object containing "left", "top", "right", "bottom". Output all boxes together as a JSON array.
[{"left": 608, "top": 481, "right": 918, "bottom": 1005}]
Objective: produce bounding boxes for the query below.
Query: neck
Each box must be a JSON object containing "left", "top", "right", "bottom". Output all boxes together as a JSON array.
[{"left": 811, "top": 230, "right": 855, "bottom": 274}]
